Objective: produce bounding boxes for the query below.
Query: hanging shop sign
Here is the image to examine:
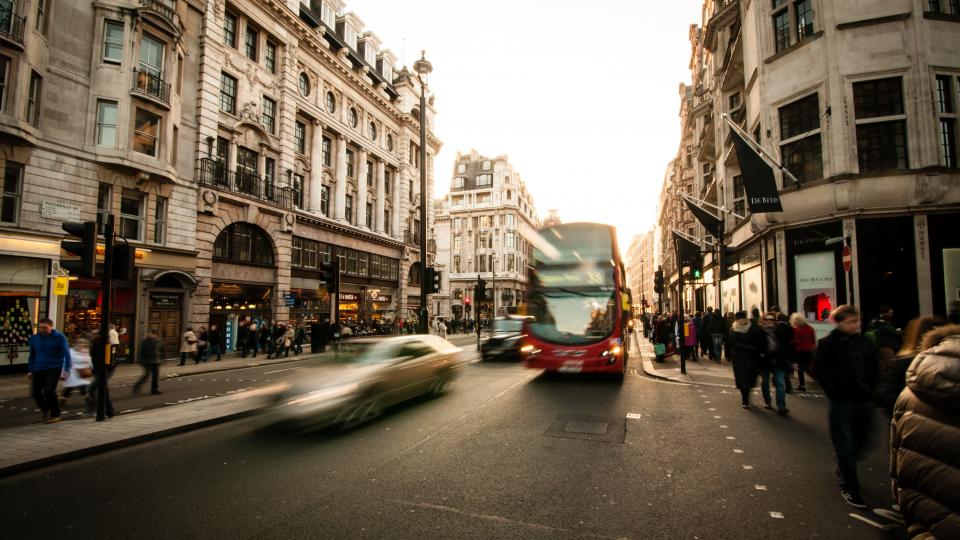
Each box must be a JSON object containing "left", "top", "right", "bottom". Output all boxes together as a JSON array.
[{"left": 53, "top": 277, "right": 70, "bottom": 296}]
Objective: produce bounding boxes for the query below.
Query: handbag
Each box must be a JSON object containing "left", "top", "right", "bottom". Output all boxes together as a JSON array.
[
  {"left": 78, "top": 367, "right": 93, "bottom": 378},
  {"left": 654, "top": 343, "right": 666, "bottom": 357}
]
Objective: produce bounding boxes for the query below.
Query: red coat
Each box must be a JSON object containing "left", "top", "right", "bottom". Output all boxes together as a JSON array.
[{"left": 791, "top": 324, "right": 816, "bottom": 353}]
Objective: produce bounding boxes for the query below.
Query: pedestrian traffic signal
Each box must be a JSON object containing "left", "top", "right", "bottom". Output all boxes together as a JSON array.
[
  {"left": 318, "top": 259, "right": 339, "bottom": 293},
  {"left": 112, "top": 242, "right": 136, "bottom": 281},
  {"left": 427, "top": 267, "right": 442, "bottom": 293},
  {"left": 475, "top": 278, "right": 487, "bottom": 301},
  {"left": 689, "top": 257, "right": 703, "bottom": 280},
  {"left": 60, "top": 221, "right": 97, "bottom": 278},
  {"left": 653, "top": 269, "right": 664, "bottom": 294}
]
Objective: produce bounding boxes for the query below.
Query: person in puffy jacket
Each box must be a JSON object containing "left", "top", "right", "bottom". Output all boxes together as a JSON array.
[
  {"left": 790, "top": 313, "right": 816, "bottom": 391},
  {"left": 890, "top": 324, "right": 960, "bottom": 539},
  {"left": 875, "top": 316, "right": 945, "bottom": 416}
]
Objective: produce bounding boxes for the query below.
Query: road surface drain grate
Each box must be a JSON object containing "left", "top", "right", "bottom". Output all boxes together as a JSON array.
[
  {"left": 564, "top": 420, "right": 609, "bottom": 435},
  {"left": 545, "top": 415, "right": 625, "bottom": 443}
]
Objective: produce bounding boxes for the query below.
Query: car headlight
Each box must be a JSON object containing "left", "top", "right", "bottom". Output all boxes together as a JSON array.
[
  {"left": 286, "top": 383, "right": 359, "bottom": 406},
  {"left": 520, "top": 344, "right": 540, "bottom": 356}
]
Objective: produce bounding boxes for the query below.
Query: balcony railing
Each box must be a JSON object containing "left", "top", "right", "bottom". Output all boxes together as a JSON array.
[
  {"left": 140, "top": 0, "right": 177, "bottom": 26},
  {"left": 0, "top": 8, "right": 25, "bottom": 44},
  {"left": 132, "top": 68, "right": 171, "bottom": 104},
  {"left": 197, "top": 158, "right": 294, "bottom": 210}
]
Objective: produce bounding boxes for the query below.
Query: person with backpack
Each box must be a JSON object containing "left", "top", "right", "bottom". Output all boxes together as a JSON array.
[{"left": 813, "top": 305, "right": 879, "bottom": 509}]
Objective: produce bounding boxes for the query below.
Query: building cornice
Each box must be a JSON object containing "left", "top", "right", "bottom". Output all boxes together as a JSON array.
[{"left": 294, "top": 213, "right": 404, "bottom": 250}]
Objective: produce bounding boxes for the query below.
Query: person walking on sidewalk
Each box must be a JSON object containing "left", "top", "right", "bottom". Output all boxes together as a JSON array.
[
  {"left": 238, "top": 319, "right": 250, "bottom": 358},
  {"left": 293, "top": 323, "right": 305, "bottom": 355},
  {"left": 682, "top": 315, "right": 699, "bottom": 363},
  {"left": 134, "top": 331, "right": 162, "bottom": 395},
  {"left": 790, "top": 313, "right": 816, "bottom": 392},
  {"left": 730, "top": 311, "right": 766, "bottom": 409},
  {"left": 761, "top": 312, "right": 793, "bottom": 416},
  {"left": 247, "top": 322, "right": 260, "bottom": 358},
  {"left": 27, "top": 318, "right": 71, "bottom": 424},
  {"left": 179, "top": 327, "right": 198, "bottom": 366},
  {"left": 706, "top": 307, "right": 725, "bottom": 362},
  {"left": 197, "top": 326, "right": 209, "bottom": 363},
  {"left": 281, "top": 324, "right": 295, "bottom": 357},
  {"left": 889, "top": 324, "right": 960, "bottom": 539},
  {"left": 813, "top": 305, "right": 879, "bottom": 509},
  {"left": 206, "top": 324, "right": 223, "bottom": 362},
  {"left": 61, "top": 336, "right": 93, "bottom": 407}
]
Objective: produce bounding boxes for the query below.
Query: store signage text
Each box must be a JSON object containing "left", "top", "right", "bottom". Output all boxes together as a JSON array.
[
  {"left": 41, "top": 201, "right": 81, "bottom": 222},
  {"left": 96, "top": 246, "right": 145, "bottom": 259}
]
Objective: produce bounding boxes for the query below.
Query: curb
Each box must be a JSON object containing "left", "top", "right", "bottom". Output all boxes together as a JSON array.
[
  {"left": 0, "top": 408, "right": 257, "bottom": 478},
  {"left": 160, "top": 354, "right": 318, "bottom": 380}
]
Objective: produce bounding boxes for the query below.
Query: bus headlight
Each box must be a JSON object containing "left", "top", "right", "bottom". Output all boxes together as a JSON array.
[
  {"left": 601, "top": 345, "right": 622, "bottom": 357},
  {"left": 520, "top": 344, "right": 540, "bottom": 356}
]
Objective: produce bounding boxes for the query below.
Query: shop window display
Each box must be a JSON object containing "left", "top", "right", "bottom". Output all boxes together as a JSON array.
[{"left": 0, "top": 298, "right": 34, "bottom": 365}]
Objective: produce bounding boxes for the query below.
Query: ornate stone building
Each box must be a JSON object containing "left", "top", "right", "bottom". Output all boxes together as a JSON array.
[
  {"left": 433, "top": 150, "right": 539, "bottom": 321},
  {"left": 0, "top": 0, "right": 440, "bottom": 368},
  {"left": 658, "top": 0, "right": 960, "bottom": 332}
]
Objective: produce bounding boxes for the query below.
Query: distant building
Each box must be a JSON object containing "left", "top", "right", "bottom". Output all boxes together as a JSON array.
[
  {"left": 626, "top": 232, "right": 655, "bottom": 314},
  {"left": 433, "top": 150, "right": 539, "bottom": 321},
  {"left": 542, "top": 209, "right": 561, "bottom": 228}
]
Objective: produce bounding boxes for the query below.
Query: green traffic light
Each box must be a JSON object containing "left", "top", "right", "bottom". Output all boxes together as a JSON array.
[{"left": 693, "top": 270, "right": 702, "bottom": 279}]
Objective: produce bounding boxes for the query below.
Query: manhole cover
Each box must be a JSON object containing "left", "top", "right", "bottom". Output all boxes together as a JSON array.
[
  {"left": 545, "top": 415, "right": 626, "bottom": 443},
  {"left": 564, "top": 420, "right": 609, "bottom": 435}
]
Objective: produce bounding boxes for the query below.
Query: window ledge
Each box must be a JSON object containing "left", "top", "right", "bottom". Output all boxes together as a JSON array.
[
  {"left": 923, "top": 11, "right": 960, "bottom": 23},
  {"left": 836, "top": 12, "right": 911, "bottom": 30},
  {"left": 764, "top": 31, "right": 824, "bottom": 64}
]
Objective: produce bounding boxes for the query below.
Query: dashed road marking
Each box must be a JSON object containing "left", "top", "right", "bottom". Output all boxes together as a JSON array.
[
  {"left": 755, "top": 485, "right": 767, "bottom": 491},
  {"left": 713, "top": 415, "right": 722, "bottom": 419},
  {"left": 626, "top": 413, "right": 642, "bottom": 419},
  {"left": 769, "top": 512, "right": 784, "bottom": 519},
  {"left": 263, "top": 367, "right": 296, "bottom": 374},
  {"left": 733, "top": 449, "right": 744, "bottom": 454},
  {"left": 848, "top": 513, "right": 897, "bottom": 530},
  {"left": 708, "top": 408, "right": 716, "bottom": 411},
  {"left": 119, "top": 408, "right": 141, "bottom": 414},
  {"left": 719, "top": 425, "right": 728, "bottom": 428},
  {"left": 726, "top": 436, "right": 736, "bottom": 440},
  {"left": 742, "top": 465, "right": 754, "bottom": 470}
]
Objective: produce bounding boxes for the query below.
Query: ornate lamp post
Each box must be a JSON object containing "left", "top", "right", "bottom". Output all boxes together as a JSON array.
[{"left": 413, "top": 51, "right": 432, "bottom": 334}]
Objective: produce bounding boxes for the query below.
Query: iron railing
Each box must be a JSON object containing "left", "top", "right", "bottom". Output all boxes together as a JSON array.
[
  {"left": 0, "top": 8, "right": 25, "bottom": 43},
  {"left": 132, "top": 68, "right": 171, "bottom": 104},
  {"left": 197, "top": 158, "right": 294, "bottom": 210}
]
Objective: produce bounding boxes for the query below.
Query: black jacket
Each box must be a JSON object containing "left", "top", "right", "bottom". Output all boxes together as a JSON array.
[
  {"left": 138, "top": 336, "right": 162, "bottom": 365},
  {"left": 813, "top": 329, "right": 878, "bottom": 401},
  {"left": 208, "top": 329, "right": 223, "bottom": 347},
  {"left": 706, "top": 313, "right": 725, "bottom": 334},
  {"left": 763, "top": 321, "right": 794, "bottom": 370},
  {"left": 729, "top": 319, "right": 767, "bottom": 390}
]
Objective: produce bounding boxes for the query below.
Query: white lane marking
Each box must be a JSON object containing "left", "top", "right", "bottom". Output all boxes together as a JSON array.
[
  {"left": 733, "top": 449, "right": 744, "bottom": 454},
  {"left": 742, "top": 465, "right": 754, "bottom": 470},
  {"left": 708, "top": 408, "right": 716, "bottom": 411},
  {"left": 263, "top": 367, "right": 297, "bottom": 374},
  {"left": 769, "top": 512, "right": 784, "bottom": 519},
  {"left": 726, "top": 436, "right": 736, "bottom": 440},
  {"left": 848, "top": 513, "right": 897, "bottom": 530},
  {"left": 719, "top": 425, "right": 728, "bottom": 428},
  {"left": 872, "top": 509, "right": 904, "bottom": 524},
  {"left": 755, "top": 485, "right": 767, "bottom": 491},
  {"left": 713, "top": 415, "right": 722, "bottom": 419},
  {"left": 704, "top": 401, "right": 711, "bottom": 404},
  {"left": 390, "top": 500, "right": 569, "bottom": 534},
  {"left": 119, "top": 408, "right": 141, "bottom": 414},
  {"left": 626, "top": 413, "right": 642, "bottom": 419}
]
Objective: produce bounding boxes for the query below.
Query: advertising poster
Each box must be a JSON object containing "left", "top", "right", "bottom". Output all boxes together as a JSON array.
[{"left": 795, "top": 251, "right": 837, "bottom": 336}]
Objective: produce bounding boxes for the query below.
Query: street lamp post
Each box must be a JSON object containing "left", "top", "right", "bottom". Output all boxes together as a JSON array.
[{"left": 414, "top": 51, "right": 432, "bottom": 334}]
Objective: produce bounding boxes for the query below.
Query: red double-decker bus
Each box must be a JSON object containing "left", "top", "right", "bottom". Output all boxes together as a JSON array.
[{"left": 521, "top": 222, "right": 632, "bottom": 380}]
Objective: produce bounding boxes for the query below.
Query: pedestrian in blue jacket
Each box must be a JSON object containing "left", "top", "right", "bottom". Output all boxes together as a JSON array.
[{"left": 27, "top": 318, "right": 71, "bottom": 423}]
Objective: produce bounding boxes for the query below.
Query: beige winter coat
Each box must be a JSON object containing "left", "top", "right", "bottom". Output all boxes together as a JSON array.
[{"left": 181, "top": 330, "right": 198, "bottom": 353}]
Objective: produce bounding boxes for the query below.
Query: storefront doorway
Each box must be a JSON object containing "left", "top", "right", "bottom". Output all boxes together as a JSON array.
[{"left": 147, "top": 293, "right": 182, "bottom": 357}]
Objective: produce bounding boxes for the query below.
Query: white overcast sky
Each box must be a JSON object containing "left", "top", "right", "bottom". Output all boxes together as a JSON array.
[{"left": 346, "top": 0, "right": 703, "bottom": 248}]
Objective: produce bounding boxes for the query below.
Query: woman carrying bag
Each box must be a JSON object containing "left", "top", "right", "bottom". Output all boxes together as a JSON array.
[{"left": 179, "top": 327, "right": 198, "bottom": 366}]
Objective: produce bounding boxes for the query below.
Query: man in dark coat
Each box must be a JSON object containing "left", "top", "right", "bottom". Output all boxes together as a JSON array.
[
  {"left": 729, "top": 311, "right": 767, "bottom": 408},
  {"left": 134, "top": 331, "right": 162, "bottom": 395},
  {"left": 813, "top": 305, "right": 878, "bottom": 509},
  {"left": 238, "top": 319, "right": 250, "bottom": 358},
  {"left": 207, "top": 324, "right": 223, "bottom": 361}
]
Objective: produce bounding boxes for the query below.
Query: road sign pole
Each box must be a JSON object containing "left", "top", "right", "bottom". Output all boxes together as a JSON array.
[
  {"left": 476, "top": 274, "right": 481, "bottom": 352},
  {"left": 96, "top": 214, "right": 114, "bottom": 422}
]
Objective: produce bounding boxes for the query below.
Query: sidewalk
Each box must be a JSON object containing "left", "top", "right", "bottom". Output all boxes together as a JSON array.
[
  {"left": 636, "top": 339, "right": 822, "bottom": 393},
  {"left": 0, "top": 348, "right": 320, "bottom": 400},
  {"left": 0, "top": 387, "right": 273, "bottom": 477}
]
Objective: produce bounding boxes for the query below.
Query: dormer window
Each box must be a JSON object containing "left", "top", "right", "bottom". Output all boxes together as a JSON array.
[
  {"left": 477, "top": 174, "right": 492, "bottom": 186},
  {"left": 457, "top": 163, "right": 465, "bottom": 173},
  {"left": 452, "top": 177, "right": 464, "bottom": 188},
  {"left": 380, "top": 63, "right": 392, "bottom": 82},
  {"left": 482, "top": 160, "right": 491, "bottom": 171},
  {"left": 343, "top": 26, "right": 357, "bottom": 50},
  {"left": 320, "top": 1, "right": 337, "bottom": 28}
]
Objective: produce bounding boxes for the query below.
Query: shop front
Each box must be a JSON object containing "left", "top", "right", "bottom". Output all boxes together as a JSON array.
[
  {"left": 785, "top": 222, "right": 845, "bottom": 337},
  {"left": 140, "top": 268, "right": 197, "bottom": 360},
  {"left": 208, "top": 282, "right": 274, "bottom": 352},
  {"left": 719, "top": 242, "right": 763, "bottom": 318},
  {"left": 0, "top": 255, "right": 50, "bottom": 372},
  {"left": 928, "top": 212, "right": 960, "bottom": 317},
  {"left": 63, "top": 276, "right": 137, "bottom": 363},
  {"left": 289, "top": 275, "right": 332, "bottom": 327}
]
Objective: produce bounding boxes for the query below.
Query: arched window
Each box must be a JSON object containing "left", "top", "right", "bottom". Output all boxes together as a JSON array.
[
  {"left": 213, "top": 223, "right": 274, "bottom": 265},
  {"left": 408, "top": 262, "right": 422, "bottom": 285}
]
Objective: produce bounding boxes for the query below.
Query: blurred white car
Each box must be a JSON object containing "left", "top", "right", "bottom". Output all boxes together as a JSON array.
[{"left": 262, "top": 335, "right": 464, "bottom": 430}]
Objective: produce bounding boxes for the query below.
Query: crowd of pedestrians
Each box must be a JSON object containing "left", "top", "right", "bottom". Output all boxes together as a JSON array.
[{"left": 642, "top": 303, "right": 959, "bottom": 534}]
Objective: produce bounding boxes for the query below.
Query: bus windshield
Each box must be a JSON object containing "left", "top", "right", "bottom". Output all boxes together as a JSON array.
[{"left": 527, "top": 265, "right": 617, "bottom": 345}]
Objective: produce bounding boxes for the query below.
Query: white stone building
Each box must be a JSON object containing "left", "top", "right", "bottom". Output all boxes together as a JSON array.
[
  {"left": 0, "top": 0, "right": 441, "bottom": 368},
  {"left": 625, "top": 231, "right": 655, "bottom": 315},
  {"left": 433, "top": 150, "right": 539, "bottom": 322},
  {"left": 659, "top": 0, "right": 960, "bottom": 331}
]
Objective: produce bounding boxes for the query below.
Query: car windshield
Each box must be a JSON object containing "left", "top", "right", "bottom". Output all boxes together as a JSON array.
[{"left": 493, "top": 319, "right": 524, "bottom": 333}]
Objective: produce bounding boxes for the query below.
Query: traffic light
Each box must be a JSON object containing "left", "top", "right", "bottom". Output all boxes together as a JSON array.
[
  {"left": 475, "top": 278, "right": 487, "bottom": 301},
  {"left": 112, "top": 243, "right": 136, "bottom": 281},
  {"left": 427, "top": 267, "right": 442, "bottom": 293},
  {"left": 689, "top": 256, "right": 703, "bottom": 281},
  {"left": 319, "top": 259, "right": 339, "bottom": 293},
  {"left": 60, "top": 221, "right": 97, "bottom": 278},
  {"left": 653, "top": 269, "right": 664, "bottom": 294},
  {"left": 464, "top": 297, "right": 472, "bottom": 313}
]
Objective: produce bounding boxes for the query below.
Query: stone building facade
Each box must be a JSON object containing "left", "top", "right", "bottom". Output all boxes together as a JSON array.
[
  {"left": 658, "top": 0, "right": 960, "bottom": 333},
  {"left": 433, "top": 150, "right": 538, "bottom": 322},
  {"left": 625, "top": 231, "right": 655, "bottom": 315},
  {"left": 0, "top": 0, "right": 440, "bottom": 368}
]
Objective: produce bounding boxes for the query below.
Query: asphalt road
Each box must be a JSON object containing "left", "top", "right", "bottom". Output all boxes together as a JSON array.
[{"left": 0, "top": 342, "right": 906, "bottom": 539}]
